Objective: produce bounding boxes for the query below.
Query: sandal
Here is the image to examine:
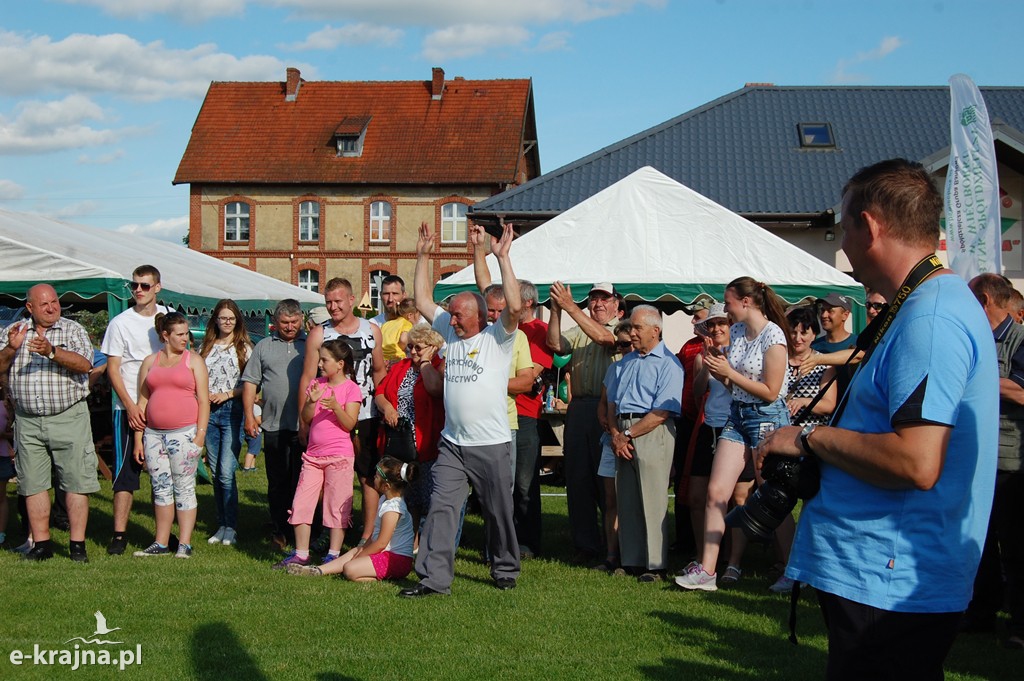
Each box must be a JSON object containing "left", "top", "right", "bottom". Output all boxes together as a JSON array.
[{"left": 720, "top": 565, "right": 743, "bottom": 585}]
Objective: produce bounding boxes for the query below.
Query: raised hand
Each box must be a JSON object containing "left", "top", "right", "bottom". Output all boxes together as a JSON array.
[
  {"left": 549, "top": 281, "right": 574, "bottom": 309},
  {"left": 6, "top": 322, "right": 28, "bottom": 351},
  {"left": 417, "top": 221, "right": 436, "bottom": 256},
  {"left": 492, "top": 223, "right": 514, "bottom": 258},
  {"left": 307, "top": 382, "right": 327, "bottom": 404}
]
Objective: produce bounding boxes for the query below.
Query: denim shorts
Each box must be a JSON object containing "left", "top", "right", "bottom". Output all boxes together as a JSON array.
[{"left": 719, "top": 399, "right": 790, "bottom": 448}]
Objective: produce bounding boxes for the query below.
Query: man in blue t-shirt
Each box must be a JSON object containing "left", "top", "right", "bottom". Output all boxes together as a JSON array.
[{"left": 757, "top": 159, "right": 998, "bottom": 680}]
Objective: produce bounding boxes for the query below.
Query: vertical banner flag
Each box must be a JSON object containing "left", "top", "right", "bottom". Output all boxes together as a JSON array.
[{"left": 945, "top": 73, "right": 1002, "bottom": 280}]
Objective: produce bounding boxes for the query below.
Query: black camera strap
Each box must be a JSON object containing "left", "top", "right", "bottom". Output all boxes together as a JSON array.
[{"left": 786, "top": 254, "right": 944, "bottom": 646}]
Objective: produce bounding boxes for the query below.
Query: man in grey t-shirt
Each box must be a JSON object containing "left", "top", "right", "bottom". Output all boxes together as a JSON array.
[{"left": 242, "top": 299, "right": 306, "bottom": 549}]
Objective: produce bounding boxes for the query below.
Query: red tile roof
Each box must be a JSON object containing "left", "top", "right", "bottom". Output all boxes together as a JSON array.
[{"left": 174, "top": 72, "right": 536, "bottom": 186}]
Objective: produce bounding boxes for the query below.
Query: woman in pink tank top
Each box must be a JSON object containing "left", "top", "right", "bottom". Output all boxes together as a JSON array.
[{"left": 132, "top": 312, "right": 210, "bottom": 558}]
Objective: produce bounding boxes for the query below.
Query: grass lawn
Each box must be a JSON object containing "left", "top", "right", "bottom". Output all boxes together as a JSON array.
[{"left": 2, "top": 471, "right": 1016, "bottom": 680}]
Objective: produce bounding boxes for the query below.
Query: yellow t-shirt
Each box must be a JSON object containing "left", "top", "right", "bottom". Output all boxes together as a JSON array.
[
  {"left": 380, "top": 317, "right": 413, "bottom": 361},
  {"left": 507, "top": 330, "right": 533, "bottom": 430}
]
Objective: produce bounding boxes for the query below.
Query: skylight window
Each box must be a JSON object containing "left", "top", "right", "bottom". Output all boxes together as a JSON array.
[{"left": 798, "top": 122, "right": 835, "bottom": 148}]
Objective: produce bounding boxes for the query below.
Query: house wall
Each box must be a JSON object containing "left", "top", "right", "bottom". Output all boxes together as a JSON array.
[{"left": 188, "top": 183, "right": 499, "bottom": 304}]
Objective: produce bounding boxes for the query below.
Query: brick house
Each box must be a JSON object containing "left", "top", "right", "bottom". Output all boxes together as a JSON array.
[{"left": 174, "top": 67, "right": 540, "bottom": 307}]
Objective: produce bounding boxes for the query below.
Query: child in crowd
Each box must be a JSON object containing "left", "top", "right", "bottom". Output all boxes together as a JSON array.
[
  {"left": 288, "top": 455, "right": 417, "bottom": 581},
  {"left": 380, "top": 299, "right": 420, "bottom": 365},
  {"left": 0, "top": 382, "right": 14, "bottom": 546},
  {"left": 274, "top": 339, "right": 361, "bottom": 569}
]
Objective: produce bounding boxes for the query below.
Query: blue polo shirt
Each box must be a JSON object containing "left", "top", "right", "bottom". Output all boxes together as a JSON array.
[
  {"left": 604, "top": 341, "right": 684, "bottom": 416},
  {"left": 787, "top": 275, "right": 998, "bottom": 613}
]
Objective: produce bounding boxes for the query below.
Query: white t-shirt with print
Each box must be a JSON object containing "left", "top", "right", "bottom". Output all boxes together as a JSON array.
[
  {"left": 432, "top": 306, "right": 515, "bottom": 446},
  {"left": 376, "top": 496, "right": 414, "bottom": 558},
  {"left": 728, "top": 321, "right": 788, "bottom": 403},
  {"left": 101, "top": 305, "right": 169, "bottom": 409}
]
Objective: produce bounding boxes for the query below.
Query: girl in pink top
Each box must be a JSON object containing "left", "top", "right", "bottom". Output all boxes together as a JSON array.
[
  {"left": 274, "top": 339, "right": 361, "bottom": 570},
  {"left": 133, "top": 312, "right": 210, "bottom": 558}
]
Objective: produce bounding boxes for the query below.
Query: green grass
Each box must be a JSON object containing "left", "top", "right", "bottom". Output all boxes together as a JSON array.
[{"left": 2, "top": 473, "right": 1015, "bottom": 680}]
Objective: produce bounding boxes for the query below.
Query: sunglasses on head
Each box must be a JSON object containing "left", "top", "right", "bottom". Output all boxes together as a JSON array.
[
  {"left": 866, "top": 302, "right": 886, "bottom": 312},
  {"left": 128, "top": 281, "right": 153, "bottom": 291}
]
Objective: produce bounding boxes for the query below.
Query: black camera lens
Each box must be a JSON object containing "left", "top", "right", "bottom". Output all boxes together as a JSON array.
[{"left": 726, "top": 455, "right": 820, "bottom": 542}]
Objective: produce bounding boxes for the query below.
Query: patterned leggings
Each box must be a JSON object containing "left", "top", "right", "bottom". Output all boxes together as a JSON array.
[{"left": 144, "top": 426, "right": 201, "bottom": 510}]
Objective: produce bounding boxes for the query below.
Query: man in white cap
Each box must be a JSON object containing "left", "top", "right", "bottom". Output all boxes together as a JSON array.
[
  {"left": 547, "top": 281, "right": 622, "bottom": 564},
  {"left": 814, "top": 292, "right": 856, "bottom": 397}
]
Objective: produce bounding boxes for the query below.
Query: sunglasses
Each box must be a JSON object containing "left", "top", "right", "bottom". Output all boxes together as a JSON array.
[
  {"left": 615, "top": 341, "right": 632, "bottom": 349},
  {"left": 866, "top": 302, "right": 886, "bottom": 312},
  {"left": 128, "top": 281, "right": 153, "bottom": 291}
]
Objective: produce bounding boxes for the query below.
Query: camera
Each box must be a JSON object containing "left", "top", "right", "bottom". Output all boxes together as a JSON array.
[{"left": 726, "top": 454, "right": 820, "bottom": 542}]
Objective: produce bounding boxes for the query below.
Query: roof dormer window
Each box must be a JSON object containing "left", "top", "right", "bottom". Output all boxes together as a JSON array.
[{"left": 334, "top": 115, "right": 371, "bottom": 157}]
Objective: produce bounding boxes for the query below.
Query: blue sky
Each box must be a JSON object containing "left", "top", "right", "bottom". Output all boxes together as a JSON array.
[{"left": 2, "top": 0, "right": 1022, "bottom": 242}]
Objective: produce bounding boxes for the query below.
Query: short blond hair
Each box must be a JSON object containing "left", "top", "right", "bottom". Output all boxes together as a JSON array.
[{"left": 407, "top": 323, "right": 444, "bottom": 349}]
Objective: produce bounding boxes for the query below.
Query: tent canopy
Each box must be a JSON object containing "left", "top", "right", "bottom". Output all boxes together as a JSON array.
[
  {"left": 434, "top": 166, "right": 864, "bottom": 312},
  {"left": 0, "top": 209, "right": 323, "bottom": 316}
]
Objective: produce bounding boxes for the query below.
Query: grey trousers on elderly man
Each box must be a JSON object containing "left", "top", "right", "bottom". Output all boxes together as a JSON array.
[
  {"left": 415, "top": 437, "right": 521, "bottom": 594},
  {"left": 615, "top": 417, "right": 676, "bottom": 572}
]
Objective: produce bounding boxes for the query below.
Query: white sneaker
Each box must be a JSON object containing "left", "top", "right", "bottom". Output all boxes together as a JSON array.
[
  {"left": 674, "top": 563, "right": 718, "bottom": 592},
  {"left": 208, "top": 527, "right": 226, "bottom": 544},
  {"left": 221, "top": 528, "right": 237, "bottom": 546}
]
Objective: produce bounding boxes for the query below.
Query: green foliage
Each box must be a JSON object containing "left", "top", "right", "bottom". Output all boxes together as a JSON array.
[
  {"left": 69, "top": 309, "right": 108, "bottom": 346},
  {"left": 0, "top": 476, "right": 1012, "bottom": 680}
]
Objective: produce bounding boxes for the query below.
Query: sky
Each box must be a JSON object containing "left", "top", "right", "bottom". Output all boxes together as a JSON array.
[{"left": 2, "top": 0, "right": 1023, "bottom": 244}]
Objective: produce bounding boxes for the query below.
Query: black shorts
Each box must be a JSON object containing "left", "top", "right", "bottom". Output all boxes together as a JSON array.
[
  {"left": 353, "top": 418, "right": 380, "bottom": 480},
  {"left": 689, "top": 424, "right": 721, "bottom": 477},
  {"left": 111, "top": 411, "right": 142, "bottom": 493}
]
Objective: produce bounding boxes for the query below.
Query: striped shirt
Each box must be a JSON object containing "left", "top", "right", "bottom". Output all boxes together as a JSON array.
[{"left": 1, "top": 317, "right": 91, "bottom": 416}]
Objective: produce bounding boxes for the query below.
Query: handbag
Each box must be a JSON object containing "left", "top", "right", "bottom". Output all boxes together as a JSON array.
[{"left": 382, "top": 416, "right": 417, "bottom": 463}]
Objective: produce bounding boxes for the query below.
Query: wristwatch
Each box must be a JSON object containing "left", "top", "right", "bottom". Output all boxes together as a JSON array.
[
  {"left": 799, "top": 424, "right": 818, "bottom": 457},
  {"left": 622, "top": 429, "right": 633, "bottom": 441},
  {"left": 47, "top": 347, "right": 56, "bottom": 360}
]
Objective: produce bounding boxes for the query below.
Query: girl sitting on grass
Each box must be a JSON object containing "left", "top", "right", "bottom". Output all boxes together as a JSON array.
[
  {"left": 287, "top": 455, "right": 418, "bottom": 581},
  {"left": 273, "top": 339, "right": 361, "bottom": 569}
]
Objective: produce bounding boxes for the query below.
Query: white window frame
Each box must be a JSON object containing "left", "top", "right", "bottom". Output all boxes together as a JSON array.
[
  {"left": 299, "top": 201, "right": 319, "bottom": 242},
  {"left": 369, "top": 269, "right": 388, "bottom": 313},
  {"left": 441, "top": 202, "right": 467, "bottom": 244},
  {"left": 224, "top": 201, "right": 250, "bottom": 242},
  {"left": 298, "top": 269, "right": 319, "bottom": 293},
  {"left": 369, "top": 201, "right": 391, "bottom": 243}
]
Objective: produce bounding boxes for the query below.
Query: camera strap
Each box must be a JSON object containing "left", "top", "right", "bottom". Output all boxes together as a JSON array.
[{"left": 792, "top": 254, "right": 944, "bottom": 427}]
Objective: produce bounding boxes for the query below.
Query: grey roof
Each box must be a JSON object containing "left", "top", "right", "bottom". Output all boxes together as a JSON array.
[{"left": 472, "top": 85, "right": 1024, "bottom": 219}]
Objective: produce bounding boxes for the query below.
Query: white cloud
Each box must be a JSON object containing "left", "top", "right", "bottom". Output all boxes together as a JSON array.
[
  {"left": 53, "top": 200, "right": 101, "bottom": 219},
  {"left": 77, "top": 150, "right": 126, "bottom": 165},
  {"left": 423, "top": 24, "right": 531, "bottom": 61},
  {"left": 534, "top": 31, "right": 571, "bottom": 52},
  {"left": 61, "top": 0, "right": 246, "bottom": 22},
  {"left": 116, "top": 215, "right": 190, "bottom": 244},
  {"left": 0, "top": 180, "right": 25, "bottom": 200},
  {"left": 830, "top": 36, "right": 904, "bottom": 84},
  {"left": 0, "top": 30, "right": 302, "bottom": 101},
  {"left": 282, "top": 23, "right": 403, "bottom": 50},
  {"left": 0, "top": 95, "right": 144, "bottom": 154}
]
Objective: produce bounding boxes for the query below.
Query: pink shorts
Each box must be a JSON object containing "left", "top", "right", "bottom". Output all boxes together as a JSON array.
[
  {"left": 370, "top": 551, "right": 414, "bottom": 580},
  {"left": 289, "top": 454, "right": 354, "bottom": 528}
]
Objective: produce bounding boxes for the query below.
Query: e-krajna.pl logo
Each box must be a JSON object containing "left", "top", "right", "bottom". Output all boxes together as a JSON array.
[{"left": 8, "top": 611, "right": 142, "bottom": 671}]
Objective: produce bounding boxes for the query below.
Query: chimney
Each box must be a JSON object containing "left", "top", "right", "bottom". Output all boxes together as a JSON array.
[
  {"left": 286, "top": 67, "right": 301, "bottom": 102},
  {"left": 431, "top": 67, "right": 444, "bottom": 101}
]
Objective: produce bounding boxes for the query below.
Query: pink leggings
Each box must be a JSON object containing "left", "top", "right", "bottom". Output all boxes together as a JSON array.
[{"left": 288, "top": 454, "right": 354, "bottom": 528}]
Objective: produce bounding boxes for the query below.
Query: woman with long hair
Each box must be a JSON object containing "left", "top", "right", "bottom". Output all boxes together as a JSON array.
[
  {"left": 199, "top": 300, "right": 253, "bottom": 546},
  {"left": 676, "top": 277, "right": 792, "bottom": 591}
]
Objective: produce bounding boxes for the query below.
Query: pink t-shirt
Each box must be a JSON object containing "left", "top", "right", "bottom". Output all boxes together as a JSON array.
[
  {"left": 306, "top": 377, "right": 361, "bottom": 458},
  {"left": 145, "top": 350, "right": 199, "bottom": 430}
]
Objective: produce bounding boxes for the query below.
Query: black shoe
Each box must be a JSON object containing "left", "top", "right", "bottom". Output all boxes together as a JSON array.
[
  {"left": 399, "top": 584, "right": 445, "bottom": 599},
  {"left": 494, "top": 578, "right": 517, "bottom": 591},
  {"left": 70, "top": 546, "right": 89, "bottom": 563},
  {"left": 51, "top": 516, "right": 71, "bottom": 532},
  {"left": 107, "top": 535, "right": 128, "bottom": 555},
  {"left": 24, "top": 545, "right": 54, "bottom": 561},
  {"left": 637, "top": 571, "right": 665, "bottom": 583}
]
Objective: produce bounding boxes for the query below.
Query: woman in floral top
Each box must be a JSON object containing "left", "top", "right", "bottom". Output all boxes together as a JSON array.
[{"left": 199, "top": 299, "right": 253, "bottom": 546}]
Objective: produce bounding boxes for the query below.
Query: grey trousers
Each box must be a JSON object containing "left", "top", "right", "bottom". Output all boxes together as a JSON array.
[
  {"left": 416, "top": 437, "right": 521, "bottom": 593},
  {"left": 615, "top": 418, "right": 676, "bottom": 571},
  {"left": 563, "top": 397, "right": 605, "bottom": 555}
]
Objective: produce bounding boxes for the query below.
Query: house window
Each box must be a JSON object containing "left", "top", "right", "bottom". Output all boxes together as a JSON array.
[
  {"left": 299, "top": 201, "right": 319, "bottom": 241},
  {"left": 225, "top": 202, "right": 250, "bottom": 242},
  {"left": 370, "top": 201, "right": 391, "bottom": 243},
  {"left": 369, "top": 269, "right": 388, "bottom": 313},
  {"left": 298, "top": 269, "right": 319, "bottom": 293},
  {"left": 798, "top": 122, "right": 836, "bottom": 148},
  {"left": 441, "top": 202, "right": 468, "bottom": 243}
]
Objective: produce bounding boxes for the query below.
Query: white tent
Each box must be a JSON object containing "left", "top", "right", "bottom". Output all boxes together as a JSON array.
[
  {"left": 435, "top": 166, "right": 863, "bottom": 313},
  {"left": 0, "top": 209, "right": 322, "bottom": 317}
]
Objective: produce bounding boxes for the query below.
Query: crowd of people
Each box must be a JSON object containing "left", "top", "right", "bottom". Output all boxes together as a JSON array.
[{"left": 0, "top": 158, "right": 1020, "bottom": 676}]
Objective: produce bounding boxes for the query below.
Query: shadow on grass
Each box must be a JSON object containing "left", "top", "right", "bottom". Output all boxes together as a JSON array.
[{"left": 190, "top": 622, "right": 268, "bottom": 681}]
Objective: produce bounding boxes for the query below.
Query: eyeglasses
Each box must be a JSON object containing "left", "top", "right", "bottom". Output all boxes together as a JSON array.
[
  {"left": 866, "top": 302, "right": 886, "bottom": 312},
  {"left": 216, "top": 317, "right": 237, "bottom": 323},
  {"left": 128, "top": 281, "right": 153, "bottom": 291},
  {"left": 615, "top": 341, "right": 632, "bottom": 349},
  {"left": 408, "top": 344, "right": 430, "bottom": 353}
]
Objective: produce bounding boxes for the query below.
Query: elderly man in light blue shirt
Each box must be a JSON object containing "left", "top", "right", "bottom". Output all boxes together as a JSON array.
[{"left": 605, "top": 304, "right": 684, "bottom": 582}]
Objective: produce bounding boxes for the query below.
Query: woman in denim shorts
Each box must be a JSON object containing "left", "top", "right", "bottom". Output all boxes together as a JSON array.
[{"left": 676, "top": 277, "right": 792, "bottom": 591}]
